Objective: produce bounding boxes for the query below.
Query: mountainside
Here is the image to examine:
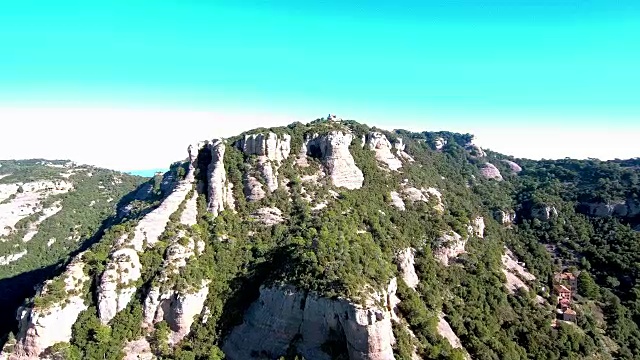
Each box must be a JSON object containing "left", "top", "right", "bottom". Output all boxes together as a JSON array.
[
  {"left": 0, "top": 160, "right": 150, "bottom": 340},
  {"left": 1, "top": 119, "right": 639, "bottom": 360}
]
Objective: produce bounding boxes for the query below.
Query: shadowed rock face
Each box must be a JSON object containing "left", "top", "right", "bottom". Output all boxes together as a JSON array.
[
  {"left": 530, "top": 204, "right": 558, "bottom": 222},
  {"left": 222, "top": 284, "right": 397, "bottom": 360},
  {"left": 306, "top": 131, "right": 364, "bottom": 190},
  {"left": 579, "top": 198, "right": 640, "bottom": 218},
  {"left": 494, "top": 209, "right": 516, "bottom": 225}
]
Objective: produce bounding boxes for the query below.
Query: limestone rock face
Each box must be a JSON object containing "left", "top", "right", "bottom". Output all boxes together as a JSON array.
[
  {"left": 581, "top": 199, "right": 640, "bottom": 218},
  {"left": 437, "top": 314, "right": 464, "bottom": 350},
  {"left": 237, "top": 132, "right": 292, "bottom": 197},
  {"left": 207, "top": 140, "right": 235, "bottom": 216},
  {"left": 366, "top": 132, "right": 403, "bottom": 171},
  {"left": 251, "top": 207, "right": 284, "bottom": 226},
  {"left": 397, "top": 248, "right": 419, "bottom": 289},
  {"left": 471, "top": 216, "right": 485, "bottom": 238},
  {"left": 389, "top": 191, "right": 405, "bottom": 211},
  {"left": 123, "top": 338, "right": 155, "bottom": 360},
  {"left": 502, "top": 249, "right": 535, "bottom": 293},
  {"left": 502, "top": 160, "right": 522, "bottom": 173},
  {"left": 494, "top": 210, "right": 516, "bottom": 225},
  {"left": 223, "top": 284, "right": 396, "bottom": 360},
  {"left": 237, "top": 132, "right": 292, "bottom": 163},
  {"left": 479, "top": 163, "right": 503, "bottom": 181},
  {"left": 306, "top": 131, "right": 364, "bottom": 189},
  {"left": 243, "top": 174, "right": 266, "bottom": 202},
  {"left": 434, "top": 231, "right": 466, "bottom": 266},
  {"left": 98, "top": 148, "right": 198, "bottom": 324},
  {"left": 9, "top": 256, "right": 89, "bottom": 358},
  {"left": 531, "top": 205, "right": 558, "bottom": 222}
]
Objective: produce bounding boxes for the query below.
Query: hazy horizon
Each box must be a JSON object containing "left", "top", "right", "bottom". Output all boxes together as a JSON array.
[{"left": 1, "top": 1, "right": 638, "bottom": 170}]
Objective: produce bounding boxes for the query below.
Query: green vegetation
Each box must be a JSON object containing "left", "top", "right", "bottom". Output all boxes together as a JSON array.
[{"left": 3, "top": 121, "right": 640, "bottom": 359}]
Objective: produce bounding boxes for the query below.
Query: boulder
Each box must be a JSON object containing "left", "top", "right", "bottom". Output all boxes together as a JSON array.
[
  {"left": 306, "top": 131, "right": 364, "bottom": 189},
  {"left": 243, "top": 174, "right": 266, "bottom": 202},
  {"left": 465, "top": 143, "right": 486, "bottom": 158},
  {"left": 479, "top": 163, "right": 503, "bottom": 181},
  {"left": 502, "top": 249, "right": 535, "bottom": 293},
  {"left": 502, "top": 160, "right": 522, "bottom": 173}
]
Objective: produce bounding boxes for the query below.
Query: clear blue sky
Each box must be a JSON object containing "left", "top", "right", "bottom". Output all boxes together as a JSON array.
[{"left": 1, "top": 1, "right": 639, "bottom": 165}]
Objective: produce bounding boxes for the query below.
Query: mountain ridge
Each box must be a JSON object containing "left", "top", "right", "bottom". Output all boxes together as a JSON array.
[{"left": 1, "top": 118, "right": 639, "bottom": 360}]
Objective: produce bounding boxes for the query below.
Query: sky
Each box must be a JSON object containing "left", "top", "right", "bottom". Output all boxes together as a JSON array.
[{"left": 1, "top": 1, "right": 639, "bottom": 171}]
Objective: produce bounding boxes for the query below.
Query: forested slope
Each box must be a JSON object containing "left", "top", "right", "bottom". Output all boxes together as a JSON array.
[{"left": 1, "top": 120, "right": 639, "bottom": 360}]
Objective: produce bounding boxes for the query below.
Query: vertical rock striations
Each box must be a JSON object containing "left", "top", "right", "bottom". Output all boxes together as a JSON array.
[
  {"left": 98, "top": 146, "right": 199, "bottom": 324},
  {"left": 222, "top": 284, "right": 397, "bottom": 360},
  {"left": 207, "top": 139, "right": 235, "bottom": 215},
  {"left": 306, "top": 131, "right": 364, "bottom": 189}
]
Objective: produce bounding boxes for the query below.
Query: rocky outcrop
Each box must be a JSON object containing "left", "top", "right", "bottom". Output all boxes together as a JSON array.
[
  {"left": 8, "top": 256, "right": 88, "bottom": 358},
  {"left": 123, "top": 338, "right": 155, "bottom": 360},
  {"left": 143, "top": 178, "right": 209, "bottom": 346},
  {"left": 434, "top": 137, "right": 447, "bottom": 151},
  {"left": 580, "top": 198, "right": 640, "bottom": 218},
  {"left": 243, "top": 174, "right": 266, "bottom": 202},
  {"left": 144, "top": 280, "right": 210, "bottom": 346},
  {"left": 397, "top": 248, "right": 419, "bottom": 289},
  {"left": 479, "top": 163, "right": 503, "bottom": 181},
  {"left": 494, "top": 210, "right": 516, "bottom": 225},
  {"left": 437, "top": 314, "right": 464, "bottom": 351},
  {"left": 469, "top": 216, "right": 485, "bottom": 238},
  {"left": 237, "top": 132, "right": 292, "bottom": 163},
  {"left": 237, "top": 132, "right": 292, "bottom": 196},
  {"left": 434, "top": 231, "right": 466, "bottom": 266},
  {"left": 465, "top": 143, "right": 486, "bottom": 158},
  {"left": 366, "top": 132, "right": 403, "bottom": 171},
  {"left": 393, "top": 138, "right": 414, "bottom": 162},
  {"left": 223, "top": 283, "right": 397, "bottom": 360},
  {"left": 251, "top": 207, "right": 284, "bottom": 226},
  {"left": 98, "top": 147, "right": 199, "bottom": 324},
  {"left": 207, "top": 140, "right": 235, "bottom": 216},
  {"left": 389, "top": 191, "right": 405, "bottom": 211},
  {"left": 401, "top": 187, "right": 444, "bottom": 212},
  {"left": 502, "top": 160, "right": 522, "bottom": 173},
  {"left": 306, "top": 131, "right": 364, "bottom": 189},
  {"left": 502, "top": 249, "right": 535, "bottom": 293},
  {"left": 531, "top": 205, "right": 558, "bottom": 222}
]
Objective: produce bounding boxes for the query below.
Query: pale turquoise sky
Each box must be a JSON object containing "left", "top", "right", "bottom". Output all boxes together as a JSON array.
[{"left": 1, "top": 1, "right": 639, "bottom": 167}]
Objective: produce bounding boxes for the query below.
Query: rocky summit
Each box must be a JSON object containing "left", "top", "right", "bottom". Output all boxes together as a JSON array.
[{"left": 1, "top": 118, "right": 640, "bottom": 360}]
